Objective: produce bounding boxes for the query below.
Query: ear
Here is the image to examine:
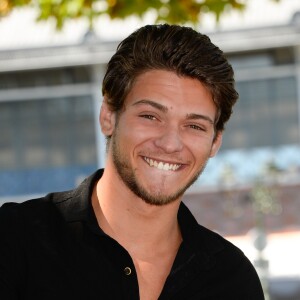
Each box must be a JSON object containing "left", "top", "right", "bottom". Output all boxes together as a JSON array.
[
  {"left": 209, "top": 131, "right": 223, "bottom": 158},
  {"left": 100, "top": 98, "right": 116, "bottom": 136}
]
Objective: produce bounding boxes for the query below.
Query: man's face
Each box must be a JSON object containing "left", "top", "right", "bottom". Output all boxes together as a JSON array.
[{"left": 103, "top": 70, "right": 222, "bottom": 206}]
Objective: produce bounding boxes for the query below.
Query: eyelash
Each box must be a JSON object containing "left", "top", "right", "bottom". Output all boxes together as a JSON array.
[
  {"left": 139, "top": 115, "right": 207, "bottom": 132},
  {"left": 140, "top": 114, "right": 157, "bottom": 120},
  {"left": 188, "top": 124, "right": 206, "bottom": 131}
]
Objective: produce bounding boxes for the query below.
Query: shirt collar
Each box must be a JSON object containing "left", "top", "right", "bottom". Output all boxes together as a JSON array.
[
  {"left": 52, "top": 169, "right": 104, "bottom": 223},
  {"left": 54, "top": 168, "right": 224, "bottom": 255},
  {"left": 178, "top": 202, "right": 224, "bottom": 255}
]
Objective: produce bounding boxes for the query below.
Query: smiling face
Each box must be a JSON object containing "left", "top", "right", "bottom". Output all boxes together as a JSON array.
[{"left": 101, "top": 70, "right": 222, "bottom": 206}]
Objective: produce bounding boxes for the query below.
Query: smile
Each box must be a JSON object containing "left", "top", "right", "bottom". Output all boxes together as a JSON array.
[{"left": 143, "top": 157, "right": 181, "bottom": 171}]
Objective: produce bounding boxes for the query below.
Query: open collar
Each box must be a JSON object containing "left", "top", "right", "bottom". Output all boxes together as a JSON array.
[
  {"left": 52, "top": 169, "right": 104, "bottom": 224},
  {"left": 53, "top": 168, "right": 224, "bottom": 256}
]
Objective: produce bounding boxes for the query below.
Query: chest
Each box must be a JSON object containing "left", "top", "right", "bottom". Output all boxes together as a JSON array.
[
  {"left": 133, "top": 256, "right": 175, "bottom": 300},
  {"left": 20, "top": 220, "right": 251, "bottom": 300}
]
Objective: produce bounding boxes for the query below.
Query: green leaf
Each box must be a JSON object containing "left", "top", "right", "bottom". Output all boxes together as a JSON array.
[{"left": 1, "top": 0, "right": 278, "bottom": 30}]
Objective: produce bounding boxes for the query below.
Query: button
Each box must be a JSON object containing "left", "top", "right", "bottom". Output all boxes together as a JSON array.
[{"left": 124, "top": 267, "right": 132, "bottom": 276}]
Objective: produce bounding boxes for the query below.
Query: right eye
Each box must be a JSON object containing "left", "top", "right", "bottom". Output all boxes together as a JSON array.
[{"left": 140, "top": 114, "right": 157, "bottom": 120}]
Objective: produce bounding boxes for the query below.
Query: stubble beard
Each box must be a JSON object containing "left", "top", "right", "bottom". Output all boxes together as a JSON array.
[{"left": 110, "top": 130, "right": 208, "bottom": 206}]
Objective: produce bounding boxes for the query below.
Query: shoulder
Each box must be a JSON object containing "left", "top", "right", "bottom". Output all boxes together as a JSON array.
[
  {"left": 179, "top": 202, "right": 245, "bottom": 259},
  {"left": 0, "top": 188, "right": 85, "bottom": 265},
  {"left": 191, "top": 221, "right": 248, "bottom": 268},
  {"left": 196, "top": 224, "right": 264, "bottom": 295},
  {"left": 0, "top": 169, "right": 101, "bottom": 238},
  {"left": 192, "top": 219, "right": 254, "bottom": 268},
  {"left": 179, "top": 203, "right": 263, "bottom": 293},
  {"left": 189, "top": 224, "right": 264, "bottom": 298},
  {"left": 0, "top": 194, "right": 65, "bottom": 245},
  {"left": 0, "top": 190, "right": 71, "bottom": 224},
  {"left": 0, "top": 169, "right": 102, "bottom": 227}
]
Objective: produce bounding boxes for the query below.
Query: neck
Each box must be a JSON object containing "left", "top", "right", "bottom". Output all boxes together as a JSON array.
[{"left": 92, "top": 165, "right": 182, "bottom": 255}]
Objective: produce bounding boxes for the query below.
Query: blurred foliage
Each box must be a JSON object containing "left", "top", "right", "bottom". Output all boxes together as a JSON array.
[{"left": 0, "top": 0, "right": 281, "bottom": 29}]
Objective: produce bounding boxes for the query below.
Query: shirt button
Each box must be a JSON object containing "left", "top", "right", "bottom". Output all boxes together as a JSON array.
[{"left": 124, "top": 267, "right": 132, "bottom": 276}]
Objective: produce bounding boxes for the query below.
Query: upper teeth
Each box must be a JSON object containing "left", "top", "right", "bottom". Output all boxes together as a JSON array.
[{"left": 144, "top": 157, "right": 181, "bottom": 171}]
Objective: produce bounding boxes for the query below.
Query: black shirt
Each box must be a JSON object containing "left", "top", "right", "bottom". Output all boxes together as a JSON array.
[{"left": 0, "top": 169, "right": 264, "bottom": 299}]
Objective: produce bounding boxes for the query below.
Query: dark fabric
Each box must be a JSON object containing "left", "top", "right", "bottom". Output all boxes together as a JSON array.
[{"left": 0, "top": 169, "right": 264, "bottom": 300}]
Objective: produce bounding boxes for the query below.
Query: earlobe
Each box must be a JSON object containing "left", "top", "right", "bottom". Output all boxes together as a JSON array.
[
  {"left": 210, "top": 132, "right": 223, "bottom": 158},
  {"left": 100, "top": 99, "right": 116, "bottom": 136}
]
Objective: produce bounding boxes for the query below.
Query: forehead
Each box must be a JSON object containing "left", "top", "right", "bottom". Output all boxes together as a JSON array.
[{"left": 125, "top": 70, "right": 216, "bottom": 113}]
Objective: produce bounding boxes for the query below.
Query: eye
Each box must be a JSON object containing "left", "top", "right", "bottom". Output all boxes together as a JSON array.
[
  {"left": 140, "top": 114, "right": 157, "bottom": 120},
  {"left": 188, "top": 124, "right": 206, "bottom": 131}
]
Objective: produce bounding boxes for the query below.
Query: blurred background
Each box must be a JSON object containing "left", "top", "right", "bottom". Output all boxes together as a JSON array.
[{"left": 0, "top": 0, "right": 300, "bottom": 299}]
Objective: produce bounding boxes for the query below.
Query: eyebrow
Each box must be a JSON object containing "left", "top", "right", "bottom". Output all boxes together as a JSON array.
[
  {"left": 132, "top": 99, "right": 168, "bottom": 113},
  {"left": 186, "top": 113, "right": 214, "bottom": 125},
  {"left": 132, "top": 99, "right": 214, "bottom": 124}
]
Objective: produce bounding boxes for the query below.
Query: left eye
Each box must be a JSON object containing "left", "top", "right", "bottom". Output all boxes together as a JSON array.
[{"left": 189, "top": 124, "right": 205, "bottom": 131}]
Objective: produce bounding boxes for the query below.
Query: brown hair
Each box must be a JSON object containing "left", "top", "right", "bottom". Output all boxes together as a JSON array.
[{"left": 102, "top": 24, "right": 238, "bottom": 132}]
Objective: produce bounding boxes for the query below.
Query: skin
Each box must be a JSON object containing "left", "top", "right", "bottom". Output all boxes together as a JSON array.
[{"left": 93, "top": 69, "right": 222, "bottom": 300}]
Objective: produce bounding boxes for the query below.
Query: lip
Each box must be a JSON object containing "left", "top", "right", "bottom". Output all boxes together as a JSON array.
[{"left": 142, "top": 156, "right": 184, "bottom": 171}]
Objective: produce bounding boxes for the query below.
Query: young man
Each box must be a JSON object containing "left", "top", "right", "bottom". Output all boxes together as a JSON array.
[{"left": 0, "top": 24, "right": 264, "bottom": 299}]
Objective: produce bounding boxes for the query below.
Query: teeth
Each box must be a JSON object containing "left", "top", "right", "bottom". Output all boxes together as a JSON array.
[
  {"left": 158, "top": 162, "right": 164, "bottom": 170},
  {"left": 144, "top": 157, "right": 181, "bottom": 171},
  {"left": 163, "top": 163, "right": 169, "bottom": 171}
]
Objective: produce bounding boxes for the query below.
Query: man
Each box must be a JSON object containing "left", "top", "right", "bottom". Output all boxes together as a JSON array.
[{"left": 0, "top": 24, "right": 264, "bottom": 299}]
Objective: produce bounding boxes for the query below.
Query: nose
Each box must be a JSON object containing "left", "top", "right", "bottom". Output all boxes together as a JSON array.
[{"left": 154, "top": 127, "right": 184, "bottom": 153}]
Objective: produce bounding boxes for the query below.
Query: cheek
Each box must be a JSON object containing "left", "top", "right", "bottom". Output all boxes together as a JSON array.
[
  {"left": 122, "top": 121, "right": 157, "bottom": 145},
  {"left": 114, "top": 123, "right": 146, "bottom": 158},
  {"left": 189, "top": 140, "right": 214, "bottom": 162}
]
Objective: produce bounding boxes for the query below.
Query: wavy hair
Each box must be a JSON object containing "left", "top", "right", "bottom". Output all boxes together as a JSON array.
[{"left": 102, "top": 24, "right": 238, "bottom": 132}]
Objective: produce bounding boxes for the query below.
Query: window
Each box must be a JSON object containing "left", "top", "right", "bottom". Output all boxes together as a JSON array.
[
  {"left": 222, "top": 76, "right": 299, "bottom": 150},
  {"left": 0, "top": 96, "right": 98, "bottom": 196},
  {"left": 227, "top": 47, "right": 294, "bottom": 70},
  {"left": 0, "top": 66, "right": 91, "bottom": 90},
  {"left": 0, "top": 96, "right": 97, "bottom": 169}
]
